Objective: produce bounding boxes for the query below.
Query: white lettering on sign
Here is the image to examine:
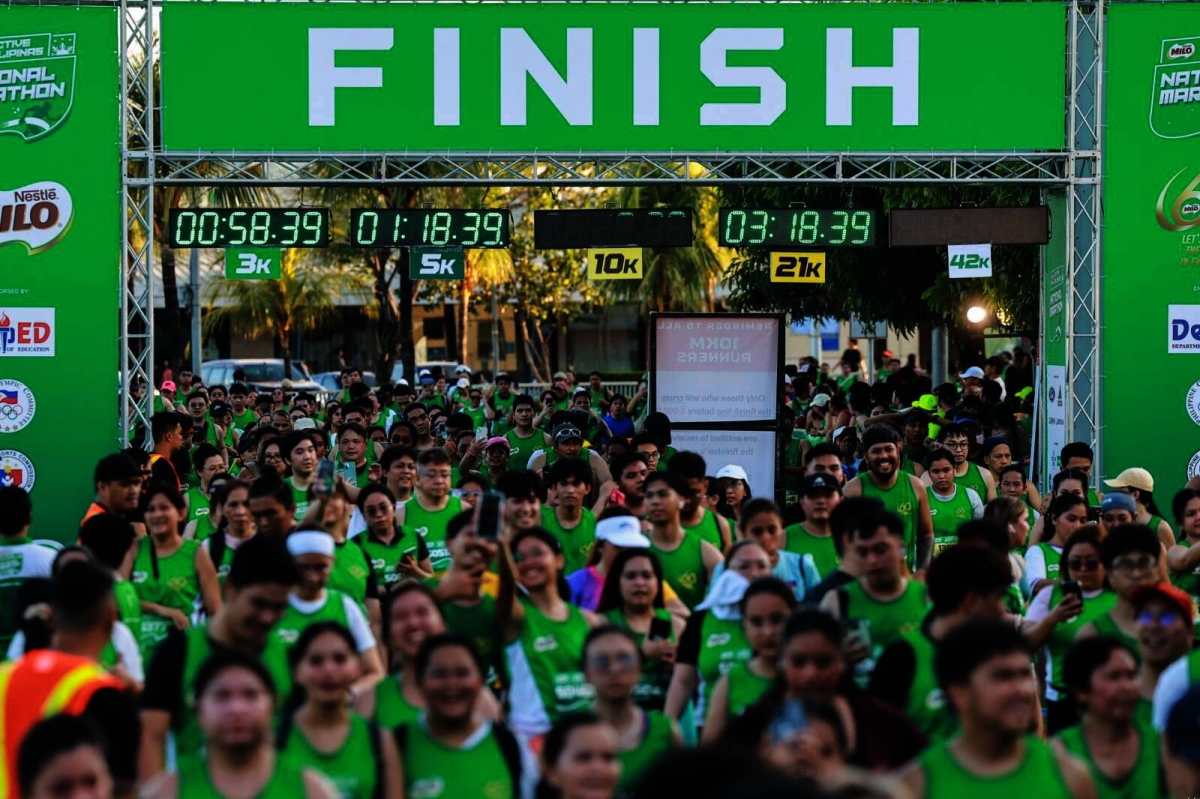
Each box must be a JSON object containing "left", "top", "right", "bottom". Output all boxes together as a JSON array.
[
  {"left": 433, "top": 28, "right": 460, "bottom": 126},
  {"left": 826, "top": 28, "right": 919, "bottom": 126},
  {"left": 235, "top": 252, "right": 272, "bottom": 275},
  {"left": 308, "top": 28, "right": 393, "bottom": 126},
  {"left": 500, "top": 28, "right": 593, "bottom": 126},
  {"left": 699, "top": 28, "right": 786, "bottom": 126},
  {"left": 633, "top": 28, "right": 660, "bottom": 126}
]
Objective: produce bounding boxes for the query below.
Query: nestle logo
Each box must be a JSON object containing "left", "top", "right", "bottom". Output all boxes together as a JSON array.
[
  {"left": 13, "top": 189, "right": 56, "bottom": 202},
  {"left": 1169, "top": 43, "right": 1196, "bottom": 59}
]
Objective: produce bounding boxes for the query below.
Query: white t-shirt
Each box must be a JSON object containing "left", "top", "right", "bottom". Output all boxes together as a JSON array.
[
  {"left": 6, "top": 621, "right": 145, "bottom": 683},
  {"left": 1025, "top": 543, "right": 1063, "bottom": 587},
  {"left": 1153, "top": 654, "right": 1193, "bottom": 731},
  {"left": 288, "top": 592, "right": 377, "bottom": 653}
]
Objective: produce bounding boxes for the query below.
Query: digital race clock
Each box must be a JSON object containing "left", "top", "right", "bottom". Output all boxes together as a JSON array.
[
  {"left": 534, "top": 209, "right": 693, "bottom": 249},
  {"left": 350, "top": 209, "right": 510, "bottom": 248},
  {"left": 718, "top": 209, "right": 877, "bottom": 247},
  {"left": 167, "top": 208, "right": 330, "bottom": 248}
]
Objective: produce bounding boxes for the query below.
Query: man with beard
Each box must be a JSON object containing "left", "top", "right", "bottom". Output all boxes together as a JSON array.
[
  {"left": 899, "top": 621, "right": 1096, "bottom": 798},
  {"left": 844, "top": 425, "right": 934, "bottom": 572},
  {"left": 595, "top": 452, "right": 650, "bottom": 518}
]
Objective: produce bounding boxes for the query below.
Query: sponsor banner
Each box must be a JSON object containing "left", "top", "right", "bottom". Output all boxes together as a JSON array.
[
  {"left": 770, "top": 252, "right": 825, "bottom": 283},
  {"left": 1045, "top": 365, "right": 1067, "bottom": 479},
  {"left": 225, "top": 247, "right": 282, "bottom": 280},
  {"left": 0, "top": 308, "right": 54, "bottom": 357},
  {"left": 948, "top": 243, "right": 993, "bottom": 278},
  {"left": 1104, "top": 6, "right": 1200, "bottom": 484},
  {"left": 0, "top": 378, "right": 35, "bottom": 433},
  {"left": 160, "top": 3, "right": 1066, "bottom": 152},
  {"left": 671, "top": 429, "right": 778, "bottom": 499},
  {"left": 653, "top": 315, "right": 780, "bottom": 423},
  {"left": 410, "top": 246, "right": 465, "bottom": 280},
  {"left": 0, "top": 448, "right": 34, "bottom": 491},
  {"left": 0, "top": 7, "right": 119, "bottom": 540},
  {"left": 588, "top": 248, "right": 643, "bottom": 281}
]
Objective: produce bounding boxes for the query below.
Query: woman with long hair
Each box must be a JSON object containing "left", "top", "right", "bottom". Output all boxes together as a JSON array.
[
  {"left": 280, "top": 622, "right": 403, "bottom": 799},
  {"left": 1025, "top": 525, "right": 1116, "bottom": 734},
  {"left": 582, "top": 626, "right": 680, "bottom": 793},
  {"left": 1027, "top": 494, "right": 1089, "bottom": 596},
  {"left": 537, "top": 713, "right": 620, "bottom": 799},
  {"left": 594, "top": 548, "right": 680, "bottom": 713},
  {"left": 200, "top": 480, "right": 256, "bottom": 585},
  {"left": 1029, "top": 468, "right": 1090, "bottom": 546},
  {"left": 702, "top": 577, "right": 798, "bottom": 743},
  {"left": 148, "top": 650, "right": 338, "bottom": 798},
  {"left": 1168, "top": 488, "right": 1200, "bottom": 609},
  {"left": 355, "top": 581, "right": 499, "bottom": 726},
  {"left": 134, "top": 483, "right": 222, "bottom": 663},
  {"left": 498, "top": 527, "right": 602, "bottom": 744}
]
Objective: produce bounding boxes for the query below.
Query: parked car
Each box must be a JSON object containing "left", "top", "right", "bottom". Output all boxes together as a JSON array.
[
  {"left": 390, "top": 361, "right": 461, "bottom": 383},
  {"left": 201, "top": 359, "right": 327, "bottom": 398},
  {"left": 312, "top": 371, "right": 377, "bottom": 394}
]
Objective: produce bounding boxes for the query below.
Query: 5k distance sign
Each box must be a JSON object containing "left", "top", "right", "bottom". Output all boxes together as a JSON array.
[{"left": 159, "top": 4, "right": 1066, "bottom": 153}]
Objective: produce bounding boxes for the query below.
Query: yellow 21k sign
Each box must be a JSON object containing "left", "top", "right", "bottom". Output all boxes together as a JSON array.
[
  {"left": 771, "top": 252, "right": 826, "bottom": 283},
  {"left": 588, "top": 248, "right": 644, "bottom": 280}
]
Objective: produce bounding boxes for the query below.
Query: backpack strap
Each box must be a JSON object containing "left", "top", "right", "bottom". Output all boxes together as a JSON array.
[
  {"left": 491, "top": 721, "right": 525, "bottom": 799},
  {"left": 369, "top": 721, "right": 385, "bottom": 799}
]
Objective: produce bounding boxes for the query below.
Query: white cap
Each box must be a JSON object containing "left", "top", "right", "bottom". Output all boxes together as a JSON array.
[
  {"left": 293, "top": 418, "right": 317, "bottom": 431},
  {"left": 596, "top": 516, "right": 651, "bottom": 548},
  {"left": 810, "top": 393, "right": 830, "bottom": 408},
  {"left": 716, "top": 464, "right": 749, "bottom": 482},
  {"left": 418, "top": 368, "right": 432, "bottom": 378},
  {"left": 959, "top": 366, "right": 985, "bottom": 380},
  {"left": 783, "top": 375, "right": 792, "bottom": 385},
  {"left": 394, "top": 378, "right": 410, "bottom": 387},
  {"left": 833, "top": 425, "right": 855, "bottom": 441},
  {"left": 456, "top": 365, "right": 473, "bottom": 374},
  {"left": 287, "top": 530, "right": 335, "bottom": 558}
]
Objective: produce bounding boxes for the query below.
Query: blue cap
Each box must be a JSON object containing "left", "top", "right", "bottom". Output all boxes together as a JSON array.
[{"left": 1101, "top": 491, "right": 1137, "bottom": 515}]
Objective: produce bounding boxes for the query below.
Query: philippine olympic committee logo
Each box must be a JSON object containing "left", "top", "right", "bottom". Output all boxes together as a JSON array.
[
  {"left": 0, "top": 31, "right": 77, "bottom": 142},
  {"left": 0, "top": 379, "right": 34, "bottom": 433}
]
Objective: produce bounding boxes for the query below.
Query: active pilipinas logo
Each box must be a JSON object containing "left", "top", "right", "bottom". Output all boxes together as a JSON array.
[
  {"left": 0, "top": 32, "right": 76, "bottom": 141},
  {"left": 0, "top": 378, "right": 34, "bottom": 432},
  {"left": 0, "top": 181, "right": 74, "bottom": 254},
  {"left": 1151, "top": 35, "right": 1200, "bottom": 139},
  {"left": 0, "top": 448, "right": 34, "bottom": 491}
]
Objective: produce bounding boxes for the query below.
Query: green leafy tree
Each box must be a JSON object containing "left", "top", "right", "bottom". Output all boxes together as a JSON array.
[{"left": 203, "top": 249, "right": 370, "bottom": 369}]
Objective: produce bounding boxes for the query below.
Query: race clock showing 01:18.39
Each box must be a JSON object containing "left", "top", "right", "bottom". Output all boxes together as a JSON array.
[
  {"left": 167, "top": 208, "right": 331, "bottom": 248},
  {"left": 350, "top": 209, "right": 510, "bottom": 248},
  {"left": 718, "top": 208, "right": 877, "bottom": 247}
]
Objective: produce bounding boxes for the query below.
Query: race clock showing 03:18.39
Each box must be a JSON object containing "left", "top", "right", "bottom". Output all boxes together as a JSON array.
[
  {"left": 167, "top": 208, "right": 331, "bottom": 248},
  {"left": 718, "top": 208, "right": 877, "bottom": 247}
]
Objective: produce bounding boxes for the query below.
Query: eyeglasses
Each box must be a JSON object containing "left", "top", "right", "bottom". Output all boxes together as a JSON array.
[
  {"left": 1137, "top": 610, "right": 1182, "bottom": 627},
  {"left": 513, "top": 546, "right": 552, "bottom": 562},
  {"left": 1111, "top": 555, "right": 1157, "bottom": 574},
  {"left": 587, "top": 653, "right": 638, "bottom": 673},
  {"left": 1067, "top": 557, "right": 1100, "bottom": 571},
  {"left": 943, "top": 440, "right": 969, "bottom": 450},
  {"left": 364, "top": 504, "right": 392, "bottom": 517},
  {"left": 262, "top": 452, "right": 282, "bottom": 462}
]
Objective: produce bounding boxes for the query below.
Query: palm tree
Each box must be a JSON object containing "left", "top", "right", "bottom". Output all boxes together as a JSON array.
[{"left": 202, "top": 249, "right": 370, "bottom": 368}]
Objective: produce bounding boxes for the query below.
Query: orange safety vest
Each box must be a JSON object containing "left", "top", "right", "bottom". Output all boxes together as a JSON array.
[
  {"left": 0, "top": 652, "right": 124, "bottom": 798},
  {"left": 148, "top": 452, "right": 180, "bottom": 492},
  {"left": 79, "top": 502, "right": 107, "bottom": 530}
]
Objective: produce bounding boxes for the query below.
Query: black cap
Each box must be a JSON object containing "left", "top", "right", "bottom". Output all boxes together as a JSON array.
[
  {"left": 93, "top": 453, "right": 142, "bottom": 483},
  {"left": 801, "top": 473, "right": 842, "bottom": 495},
  {"left": 210, "top": 401, "right": 232, "bottom": 418}
]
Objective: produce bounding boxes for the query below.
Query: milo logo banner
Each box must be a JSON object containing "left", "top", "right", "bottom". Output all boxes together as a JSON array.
[
  {"left": 0, "top": 8, "right": 119, "bottom": 541},
  {"left": 1104, "top": 5, "right": 1200, "bottom": 488}
]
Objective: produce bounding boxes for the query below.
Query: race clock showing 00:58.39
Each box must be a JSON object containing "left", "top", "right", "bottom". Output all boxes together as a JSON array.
[{"left": 167, "top": 208, "right": 330, "bottom": 248}]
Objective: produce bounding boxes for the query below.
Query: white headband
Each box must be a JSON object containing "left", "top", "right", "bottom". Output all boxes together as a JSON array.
[{"left": 287, "top": 530, "right": 335, "bottom": 558}]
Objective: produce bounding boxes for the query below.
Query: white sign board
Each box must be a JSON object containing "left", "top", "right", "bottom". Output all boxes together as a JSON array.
[
  {"left": 670, "top": 429, "right": 777, "bottom": 499},
  {"left": 1044, "top": 365, "right": 1067, "bottom": 478},
  {"left": 653, "top": 316, "right": 780, "bottom": 424},
  {"left": 850, "top": 317, "right": 882, "bottom": 339},
  {"left": 948, "top": 243, "right": 994, "bottom": 278}
]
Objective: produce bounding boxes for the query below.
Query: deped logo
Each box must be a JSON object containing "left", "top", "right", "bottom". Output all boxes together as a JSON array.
[{"left": 1169, "top": 305, "right": 1200, "bottom": 353}]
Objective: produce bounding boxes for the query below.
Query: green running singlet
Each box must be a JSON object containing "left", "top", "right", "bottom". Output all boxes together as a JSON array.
[
  {"left": 842, "top": 579, "right": 929, "bottom": 685},
  {"left": 1043, "top": 586, "right": 1117, "bottom": 701},
  {"left": 1034, "top": 543, "right": 1064, "bottom": 581},
  {"left": 897, "top": 629, "right": 957, "bottom": 743},
  {"left": 954, "top": 462, "right": 991, "bottom": 502},
  {"left": 280, "top": 713, "right": 378, "bottom": 799},
  {"left": 132, "top": 538, "right": 202, "bottom": 660},
  {"left": 329, "top": 540, "right": 374, "bottom": 608},
  {"left": 857, "top": 473, "right": 920, "bottom": 565},
  {"left": 603, "top": 608, "right": 675, "bottom": 713},
  {"left": 113, "top": 578, "right": 142, "bottom": 636},
  {"left": 1056, "top": 720, "right": 1163, "bottom": 799},
  {"left": 405, "top": 495, "right": 464, "bottom": 573},
  {"left": 402, "top": 721, "right": 515, "bottom": 799},
  {"left": 919, "top": 736, "right": 1071, "bottom": 799},
  {"left": 175, "top": 752, "right": 308, "bottom": 799},
  {"left": 504, "top": 429, "right": 544, "bottom": 472},
  {"left": 275, "top": 590, "right": 352, "bottom": 648},
  {"left": 185, "top": 486, "right": 210, "bottom": 525},
  {"left": 695, "top": 612, "right": 751, "bottom": 720},
  {"left": 1093, "top": 612, "right": 1141, "bottom": 659},
  {"left": 651, "top": 532, "right": 707, "bottom": 611},
  {"left": 284, "top": 477, "right": 312, "bottom": 522},
  {"left": 442, "top": 596, "right": 503, "bottom": 689},
  {"left": 506, "top": 598, "right": 593, "bottom": 734},
  {"left": 617, "top": 711, "right": 675, "bottom": 793},
  {"left": 724, "top": 661, "right": 773, "bottom": 718},
  {"left": 683, "top": 509, "right": 724, "bottom": 551},
  {"left": 926, "top": 486, "right": 976, "bottom": 555},
  {"left": 373, "top": 675, "right": 421, "bottom": 728},
  {"left": 357, "top": 532, "right": 421, "bottom": 591},
  {"left": 782, "top": 525, "right": 839, "bottom": 579},
  {"left": 540, "top": 507, "right": 597, "bottom": 576}
]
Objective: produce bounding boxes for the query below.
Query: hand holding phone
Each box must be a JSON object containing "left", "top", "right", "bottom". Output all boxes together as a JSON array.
[
  {"left": 314, "top": 459, "right": 336, "bottom": 497},
  {"left": 475, "top": 490, "right": 505, "bottom": 542}
]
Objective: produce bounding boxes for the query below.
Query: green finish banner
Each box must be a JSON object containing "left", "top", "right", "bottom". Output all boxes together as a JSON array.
[
  {"left": 0, "top": 8, "right": 120, "bottom": 540},
  {"left": 160, "top": 3, "right": 1066, "bottom": 153},
  {"left": 1104, "top": 5, "right": 1200, "bottom": 487}
]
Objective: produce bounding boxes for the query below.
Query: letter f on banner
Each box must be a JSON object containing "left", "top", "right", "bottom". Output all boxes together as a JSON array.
[
  {"left": 309, "top": 28, "right": 394, "bottom": 126},
  {"left": 826, "top": 28, "right": 919, "bottom": 126}
]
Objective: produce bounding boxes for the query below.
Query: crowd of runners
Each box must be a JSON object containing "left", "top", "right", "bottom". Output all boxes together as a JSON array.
[{"left": 5, "top": 353, "right": 1200, "bottom": 799}]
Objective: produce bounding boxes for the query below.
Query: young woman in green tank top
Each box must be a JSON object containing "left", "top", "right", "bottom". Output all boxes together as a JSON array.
[
  {"left": 355, "top": 582, "right": 500, "bottom": 728},
  {"left": 583, "top": 626, "right": 681, "bottom": 793},
  {"left": 498, "top": 527, "right": 601, "bottom": 740},
  {"left": 154, "top": 652, "right": 339, "bottom": 799},
  {"left": 200, "top": 481, "right": 255, "bottom": 586},
  {"left": 1168, "top": 488, "right": 1200, "bottom": 630},
  {"left": 1029, "top": 494, "right": 1089, "bottom": 595},
  {"left": 134, "top": 485, "right": 222, "bottom": 663},
  {"left": 281, "top": 623, "right": 403, "bottom": 799},
  {"left": 702, "top": 578, "right": 797, "bottom": 744},
  {"left": 594, "top": 548, "right": 679, "bottom": 713},
  {"left": 1052, "top": 637, "right": 1165, "bottom": 799}
]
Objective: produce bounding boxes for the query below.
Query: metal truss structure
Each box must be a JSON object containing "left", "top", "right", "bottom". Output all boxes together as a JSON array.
[{"left": 117, "top": 0, "right": 1104, "bottom": 467}]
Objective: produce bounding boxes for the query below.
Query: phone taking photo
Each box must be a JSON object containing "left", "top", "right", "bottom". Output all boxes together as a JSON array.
[
  {"left": 648, "top": 617, "right": 672, "bottom": 642},
  {"left": 476, "top": 490, "right": 505, "bottom": 542},
  {"left": 314, "top": 459, "right": 336, "bottom": 497}
]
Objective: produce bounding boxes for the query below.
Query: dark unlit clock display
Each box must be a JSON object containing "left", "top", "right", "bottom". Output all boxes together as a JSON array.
[{"left": 719, "top": 209, "right": 876, "bottom": 247}]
